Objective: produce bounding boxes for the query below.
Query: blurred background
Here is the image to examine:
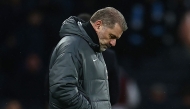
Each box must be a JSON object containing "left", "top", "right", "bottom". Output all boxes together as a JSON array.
[{"left": 0, "top": 0, "right": 190, "bottom": 109}]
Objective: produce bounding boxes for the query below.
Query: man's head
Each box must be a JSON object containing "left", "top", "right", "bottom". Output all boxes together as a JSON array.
[{"left": 90, "top": 7, "right": 128, "bottom": 51}]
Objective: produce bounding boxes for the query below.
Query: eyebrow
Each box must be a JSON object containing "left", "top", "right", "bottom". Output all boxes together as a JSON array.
[{"left": 109, "top": 34, "right": 119, "bottom": 39}]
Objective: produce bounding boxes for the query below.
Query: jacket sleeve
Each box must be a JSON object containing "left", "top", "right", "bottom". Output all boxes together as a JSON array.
[{"left": 49, "top": 49, "right": 91, "bottom": 109}]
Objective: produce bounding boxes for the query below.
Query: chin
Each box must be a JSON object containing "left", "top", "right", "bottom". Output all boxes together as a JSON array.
[{"left": 100, "top": 47, "right": 106, "bottom": 52}]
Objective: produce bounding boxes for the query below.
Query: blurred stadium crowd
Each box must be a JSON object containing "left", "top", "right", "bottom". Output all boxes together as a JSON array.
[{"left": 0, "top": 0, "right": 190, "bottom": 109}]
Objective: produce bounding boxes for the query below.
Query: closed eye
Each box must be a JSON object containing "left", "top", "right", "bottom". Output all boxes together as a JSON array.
[{"left": 109, "top": 34, "right": 118, "bottom": 39}]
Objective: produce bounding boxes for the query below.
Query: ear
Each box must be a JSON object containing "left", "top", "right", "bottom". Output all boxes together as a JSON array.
[{"left": 93, "top": 20, "right": 102, "bottom": 31}]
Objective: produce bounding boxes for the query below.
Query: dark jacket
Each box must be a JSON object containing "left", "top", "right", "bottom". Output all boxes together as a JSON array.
[{"left": 49, "top": 16, "right": 111, "bottom": 109}]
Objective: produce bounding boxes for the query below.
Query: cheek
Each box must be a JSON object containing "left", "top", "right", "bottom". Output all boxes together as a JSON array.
[
  {"left": 100, "top": 39, "right": 110, "bottom": 44},
  {"left": 98, "top": 28, "right": 107, "bottom": 38},
  {"left": 98, "top": 31, "right": 105, "bottom": 39},
  {"left": 98, "top": 31, "right": 110, "bottom": 44}
]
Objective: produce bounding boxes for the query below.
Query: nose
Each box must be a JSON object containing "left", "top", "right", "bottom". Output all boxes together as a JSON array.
[{"left": 110, "top": 39, "right": 116, "bottom": 46}]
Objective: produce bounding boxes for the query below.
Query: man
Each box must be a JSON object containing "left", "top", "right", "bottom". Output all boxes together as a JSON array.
[
  {"left": 77, "top": 13, "right": 121, "bottom": 106},
  {"left": 49, "top": 7, "right": 127, "bottom": 109}
]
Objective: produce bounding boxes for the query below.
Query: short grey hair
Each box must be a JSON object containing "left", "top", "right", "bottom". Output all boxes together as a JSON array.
[{"left": 90, "top": 7, "right": 128, "bottom": 31}]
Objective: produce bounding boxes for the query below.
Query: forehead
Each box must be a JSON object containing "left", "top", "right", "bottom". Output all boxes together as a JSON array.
[{"left": 107, "top": 23, "right": 123, "bottom": 38}]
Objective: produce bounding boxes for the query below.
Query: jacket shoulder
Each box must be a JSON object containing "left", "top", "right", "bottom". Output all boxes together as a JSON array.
[{"left": 56, "top": 35, "right": 85, "bottom": 55}]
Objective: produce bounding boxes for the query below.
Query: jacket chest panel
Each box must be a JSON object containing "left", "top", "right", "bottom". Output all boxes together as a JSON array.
[
  {"left": 82, "top": 52, "right": 108, "bottom": 80},
  {"left": 81, "top": 53, "right": 110, "bottom": 102}
]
